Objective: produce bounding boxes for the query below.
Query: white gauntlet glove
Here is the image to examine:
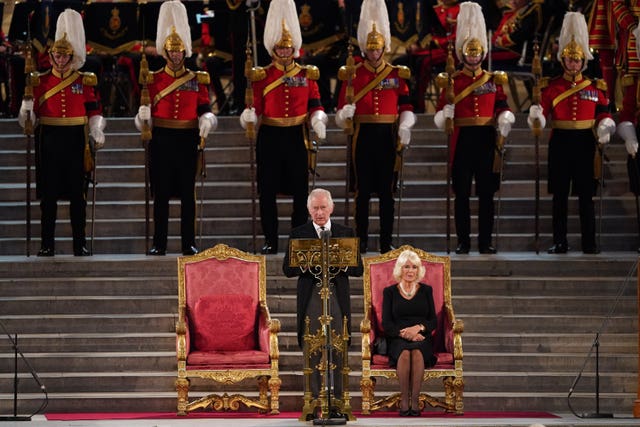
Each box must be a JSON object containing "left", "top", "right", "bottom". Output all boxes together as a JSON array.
[
  {"left": 398, "top": 111, "right": 416, "bottom": 146},
  {"left": 199, "top": 112, "right": 217, "bottom": 138},
  {"left": 527, "top": 104, "right": 546, "bottom": 129},
  {"left": 89, "top": 115, "right": 106, "bottom": 150},
  {"left": 617, "top": 121, "right": 639, "bottom": 156},
  {"left": 18, "top": 99, "right": 35, "bottom": 128},
  {"left": 596, "top": 117, "right": 616, "bottom": 144},
  {"left": 310, "top": 110, "right": 328, "bottom": 140},
  {"left": 497, "top": 110, "right": 515, "bottom": 137},
  {"left": 239, "top": 107, "right": 257, "bottom": 130},
  {"left": 434, "top": 104, "right": 454, "bottom": 129},
  {"left": 134, "top": 105, "right": 152, "bottom": 131},
  {"left": 335, "top": 103, "right": 356, "bottom": 129}
]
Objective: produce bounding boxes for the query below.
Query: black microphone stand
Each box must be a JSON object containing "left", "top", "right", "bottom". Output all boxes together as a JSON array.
[
  {"left": 0, "top": 320, "right": 48, "bottom": 421},
  {"left": 567, "top": 260, "right": 638, "bottom": 418}
]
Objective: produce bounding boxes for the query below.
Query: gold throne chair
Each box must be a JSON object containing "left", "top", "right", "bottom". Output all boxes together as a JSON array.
[
  {"left": 360, "top": 245, "right": 464, "bottom": 414},
  {"left": 175, "top": 244, "right": 281, "bottom": 415}
]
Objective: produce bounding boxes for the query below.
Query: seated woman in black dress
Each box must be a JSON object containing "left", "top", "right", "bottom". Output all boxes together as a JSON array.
[{"left": 382, "top": 249, "right": 438, "bottom": 416}]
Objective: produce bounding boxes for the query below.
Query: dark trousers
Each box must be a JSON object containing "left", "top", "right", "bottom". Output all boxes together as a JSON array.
[
  {"left": 149, "top": 127, "right": 199, "bottom": 251},
  {"left": 36, "top": 125, "right": 87, "bottom": 250},
  {"left": 256, "top": 125, "right": 309, "bottom": 246},
  {"left": 451, "top": 126, "right": 498, "bottom": 248},
  {"left": 354, "top": 123, "right": 396, "bottom": 249},
  {"left": 548, "top": 129, "right": 597, "bottom": 250}
]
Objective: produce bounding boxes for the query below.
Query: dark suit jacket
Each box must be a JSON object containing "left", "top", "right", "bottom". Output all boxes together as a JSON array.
[{"left": 282, "top": 221, "right": 363, "bottom": 347}]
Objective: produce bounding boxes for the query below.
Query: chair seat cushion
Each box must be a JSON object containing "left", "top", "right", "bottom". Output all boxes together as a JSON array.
[
  {"left": 372, "top": 351, "right": 454, "bottom": 368},
  {"left": 191, "top": 294, "right": 257, "bottom": 352},
  {"left": 187, "top": 349, "right": 270, "bottom": 367}
]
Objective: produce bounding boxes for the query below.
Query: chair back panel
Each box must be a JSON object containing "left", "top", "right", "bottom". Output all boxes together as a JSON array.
[
  {"left": 184, "top": 257, "right": 261, "bottom": 311},
  {"left": 366, "top": 247, "right": 449, "bottom": 354}
]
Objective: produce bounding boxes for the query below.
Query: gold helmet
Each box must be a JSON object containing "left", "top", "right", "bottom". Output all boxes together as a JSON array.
[
  {"left": 52, "top": 9, "right": 86, "bottom": 70},
  {"left": 264, "top": 0, "right": 302, "bottom": 57},
  {"left": 156, "top": 1, "right": 192, "bottom": 60},
  {"left": 557, "top": 12, "right": 592, "bottom": 68},
  {"left": 274, "top": 20, "right": 294, "bottom": 50},
  {"left": 358, "top": 0, "right": 391, "bottom": 53},
  {"left": 51, "top": 32, "right": 73, "bottom": 56},
  {"left": 455, "top": 2, "right": 487, "bottom": 62},
  {"left": 163, "top": 26, "right": 185, "bottom": 52}
]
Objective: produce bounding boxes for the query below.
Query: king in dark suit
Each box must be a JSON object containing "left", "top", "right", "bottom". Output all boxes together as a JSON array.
[{"left": 282, "top": 188, "right": 363, "bottom": 405}]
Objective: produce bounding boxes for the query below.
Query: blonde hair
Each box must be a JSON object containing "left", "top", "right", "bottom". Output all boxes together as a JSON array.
[{"left": 392, "top": 250, "right": 426, "bottom": 282}]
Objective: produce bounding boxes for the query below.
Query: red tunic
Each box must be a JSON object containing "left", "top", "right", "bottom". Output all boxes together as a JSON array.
[
  {"left": 33, "top": 69, "right": 100, "bottom": 120},
  {"left": 337, "top": 61, "right": 413, "bottom": 122},
  {"left": 148, "top": 65, "right": 210, "bottom": 122},
  {"left": 539, "top": 74, "right": 611, "bottom": 129},
  {"left": 251, "top": 61, "right": 323, "bottom": 124},
  {"left": 431, "top": 2, "right": 459, "bottom": 49}
]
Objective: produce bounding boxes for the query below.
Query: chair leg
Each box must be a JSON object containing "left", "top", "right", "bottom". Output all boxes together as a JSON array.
[
  {"left": 268, "top": 376, "right": 282, "bottom": 415},
  {"left": 360, "top": 376, "right": 375, "bottom": 414},
  {"left": 175, "top": 377, "right": 190, "bottom": 415},
  {"left": 257, "top": 376, "right": 269, "bottom": 412}
]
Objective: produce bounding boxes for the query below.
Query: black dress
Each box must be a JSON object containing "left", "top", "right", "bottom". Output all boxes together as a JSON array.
[{"left": 381, "top": 283, "right": 438, "bottom": 368}]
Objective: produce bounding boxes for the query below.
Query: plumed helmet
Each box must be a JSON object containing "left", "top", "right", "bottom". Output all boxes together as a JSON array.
[
  {"left": 358, "top": 0, "right": 391, "bottom": 53},
  {"left": 156, "top": 0, "right": 192, "bottom": 59},
  {"left": 52, "top": 9, "right": 86, "bottom": 70},
  {"left": 263, "top": 0, "right": 302, "bottom": 58},
  {"left": 455, "top": 1, "right": 488, "bottom": 62},
  {"left": 557, "top": 11, "right": 593, "bottom": 68}
]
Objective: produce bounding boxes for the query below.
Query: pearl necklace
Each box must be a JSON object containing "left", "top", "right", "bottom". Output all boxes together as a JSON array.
[{"left": 399, "top": 282, "right": 417, "bottom": 298}]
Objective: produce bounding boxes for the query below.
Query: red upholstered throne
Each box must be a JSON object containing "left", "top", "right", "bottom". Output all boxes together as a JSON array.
[
  {"left": 175, "top": 244, "right": 281, "bottom": 415},
  {"left": 360, "top": 245, "right": 464, "bottom": 414}
]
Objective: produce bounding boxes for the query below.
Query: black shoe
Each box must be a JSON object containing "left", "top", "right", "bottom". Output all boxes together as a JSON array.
[
  {"left": 37, "top": 247, "right": 54, "bottom": 257},
  {"left": 479, "top": 245, "right": 497, "bottom": 254},
  {"left": 182, "top": 246, "right": 199, "bottom": 256},
  {"left": 261, "top": 243, "right": 277, "bottom": 254},
  {"left": 399, "top": 409, "right": 411, "bottom": 417},
  {"left": 380, "top": 244, "right": 395, "bottom": 254},
  {"left": 547, "top": 243, "right": 568, "bottom": 254},
  {"left": 147, "top": 246, "right": 166, "bottom": 256},
  {"left": 73, "top": 246, "right": 92, "bottom": 256},
  {"left": 409, "top": 409, "right": 421, "bottom": 417},
  {"left": 455, "top": 243, "right": 470, "bottom": 254},
  {"left": 583, "top": 246, "right": 600, "bottom": 254}
]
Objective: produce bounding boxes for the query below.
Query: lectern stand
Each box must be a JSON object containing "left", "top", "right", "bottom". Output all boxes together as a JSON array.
[{"left": 288, "top": 235, "right": 359, "bottom": 424}]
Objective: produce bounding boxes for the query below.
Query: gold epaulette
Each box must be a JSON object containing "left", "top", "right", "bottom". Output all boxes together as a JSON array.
[
  {"left": 594, "top": 78, "right": 607, "bottom": 91},
  {"left": 622, "top": 73, "right": 636, "bottom": 87},
  {"left": 81, "top": 72, "right": 97, "bottom": 87},
  {"left": 492, "top": 70, "right": 508, "bottom": 85},
  {"left": 435, "top": 72, "right": 449, "bottom": 89},
  {"left": 248, "top": 66, "right": 267, "bottom": 82},
  {"left": 395, "top": 65, "right": 411, "bottom": 79},
  {"left": 539, "top": 76, "right": 550, "bottom": 89},
  {"left": 337, "top": 63, "right": 360, "bottom": 81},
  {"left": 304, "top": 65, "right": 320, "bottom": 80},
  {"left": 195, "top": 71, "right": 210, "bottom": 85},
  {"left": 27, "top": 71, "right": 42, "bottom": 87}
]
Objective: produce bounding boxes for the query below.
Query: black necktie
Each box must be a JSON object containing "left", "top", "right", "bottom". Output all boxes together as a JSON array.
[{"left": 319, "top": 226, "right": 325, "bottom": 238}]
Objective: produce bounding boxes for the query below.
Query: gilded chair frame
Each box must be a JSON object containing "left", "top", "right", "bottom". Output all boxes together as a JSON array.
[
  {"left": 176, "top": 244, "right": 281, "bottom": 415},
  {"left": 360, "top": 245, "right": 464, "bottom": 414}
]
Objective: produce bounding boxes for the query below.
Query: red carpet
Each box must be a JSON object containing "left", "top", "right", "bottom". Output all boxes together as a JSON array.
[{"left": 45, "top": 411, "right": 559, "bottom": 421}]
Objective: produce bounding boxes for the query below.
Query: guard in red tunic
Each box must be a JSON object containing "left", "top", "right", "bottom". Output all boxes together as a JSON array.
[
  {"left": 240, "top": 0, "right": 328, "bottom": 254},
  {"left": 18, "top": 9, "right": 106, "bottom": 257},
  {"left": 434, "top": 1, "right": 515, "bottom": 255},
  {"left": 335, "top": 0, "right": 416, "bottom": 254},
  {"left": 528, "top": 11, "right": 615, "bottom": 254},
  {"left": 134, "top": 0, "right": 217, "bottom": 256}
]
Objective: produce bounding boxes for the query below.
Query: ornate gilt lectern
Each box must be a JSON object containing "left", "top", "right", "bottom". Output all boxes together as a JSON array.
[{"left": 288, "top": 233, "right": 359, "bottom": 424}]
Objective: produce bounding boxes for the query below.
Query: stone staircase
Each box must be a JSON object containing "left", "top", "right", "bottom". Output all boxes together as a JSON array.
[
  {"left": 0, "top": 254, "right": 637, "bottom": 415},
  {"left": 0, "top": 115, "right": 638, "bottom": 255},
  {"left": 0, "top": 116, "right": 638, "bottom": 417}
]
